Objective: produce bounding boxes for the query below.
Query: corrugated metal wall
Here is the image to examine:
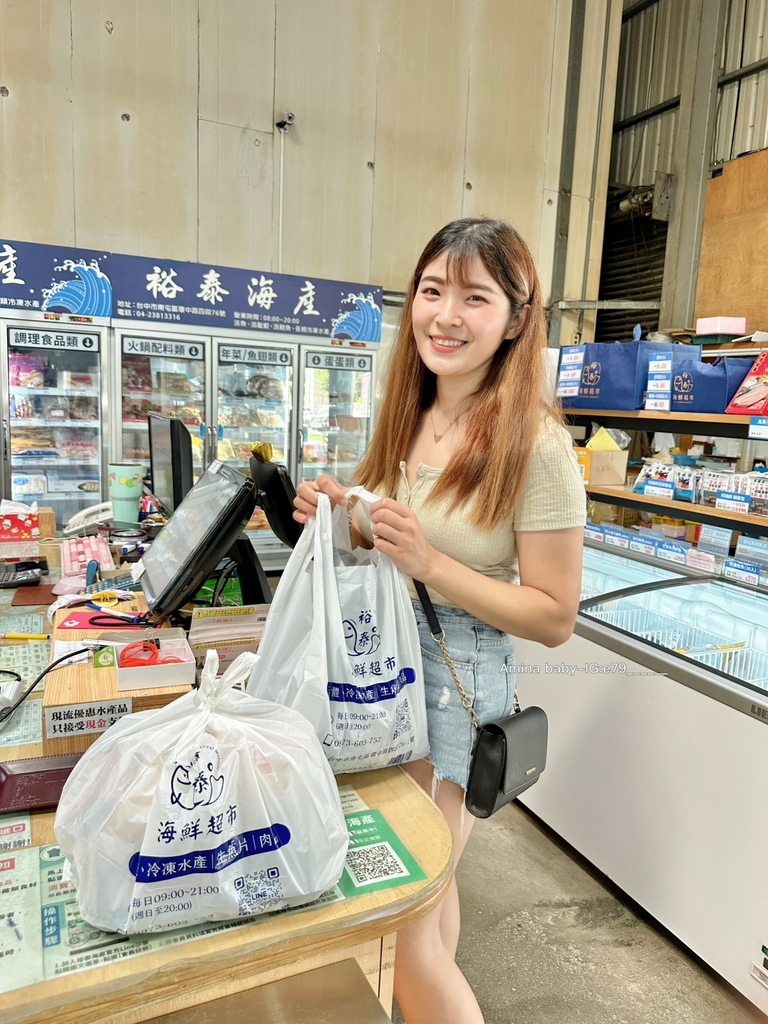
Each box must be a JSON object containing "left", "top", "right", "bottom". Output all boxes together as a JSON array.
[
  {"left": 611, "top": 0, "right": 768, "bottom": 188},
  {"left": 715, "top": 0, "right": 768, "bottom": 161}
]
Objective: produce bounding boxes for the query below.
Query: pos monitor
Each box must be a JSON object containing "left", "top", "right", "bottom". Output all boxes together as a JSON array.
[
  {"left": 147, "top": 413, "right": 194, "bottom": 515},
  {"left": 139, "top": 461, "right": 269, "bottom": 618}
]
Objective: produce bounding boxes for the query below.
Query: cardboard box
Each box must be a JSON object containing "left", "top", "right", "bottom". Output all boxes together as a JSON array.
[
  {"left": 94, "top": 638, "right": 196, "bottom": 691},
  {"left": 0, "top": 510, "right": 39, "bottom": 540},
  {"left": 38, "top": 507, "right": 55, "bottom": 538},
  {"left": 587, "top": 450, "right": 629, "bottom": 486},
  {"left": 695, "top": 316, "right": 746, "bottom": 336},
  {"left": 573, "top": 447, "right": 591, "bottom": 484}
]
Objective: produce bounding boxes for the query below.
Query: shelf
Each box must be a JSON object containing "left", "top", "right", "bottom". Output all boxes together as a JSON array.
[
  {"left": 10, "top": 386, "right": 99, "bottom": 398},
  {"left": 11, "top": 457, "right": 100, "bottom": 466},
  {"left": 566, "top": 409, "right": 754, "bottom": 439},
  {"left": 10, "top": 418, "right": 99, "bottom": 429},
  {"left": 587, "top": 485, "right": 768, "bottom": 538}
]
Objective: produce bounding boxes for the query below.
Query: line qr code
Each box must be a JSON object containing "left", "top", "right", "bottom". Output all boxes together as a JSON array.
[
  {"left": 345, "top": 842, "right": 408, "bottom": 886},
  {"left": 392, "top": 696, "right": 411, "bottom": 742},
  {"left": 234, "top": 866, "right": 284, "bottom": 914}
]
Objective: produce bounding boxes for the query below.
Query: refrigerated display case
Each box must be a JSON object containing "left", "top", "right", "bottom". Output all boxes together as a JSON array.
[
  {"left": 3, "top": 324, "right": 106, "bottom": 530},
  {"left": 118, "top": 333, "right": 207, "bottom": 478},
  {"left": 214, "top": 339, "right": 295, "bottom": 562},
  {"left": 299, "top": 349, "right": 375, "bottom": 484},
  {"left": 513, "top": 550, "right": 768, "bottom": 1015}
]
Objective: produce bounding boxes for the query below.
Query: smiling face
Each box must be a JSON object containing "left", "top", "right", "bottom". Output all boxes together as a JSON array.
[{"left": 411, "top": 252, "right": 522, "bottom": 389}]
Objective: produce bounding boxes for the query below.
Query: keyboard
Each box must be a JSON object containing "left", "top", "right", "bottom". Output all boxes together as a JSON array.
[{"left": 61, "top": 535, "right": 116, "bottom": 578}]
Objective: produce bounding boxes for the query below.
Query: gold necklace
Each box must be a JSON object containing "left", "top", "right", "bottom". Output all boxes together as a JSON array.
[{"left": 429, "top": 407, "right": 462, "bottom": 444}]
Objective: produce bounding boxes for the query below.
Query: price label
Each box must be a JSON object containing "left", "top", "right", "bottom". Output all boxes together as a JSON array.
[
  {"left": 557, "top": 346, "right": 585, "bottom": 398},
  {"left": 715, "top": 490, "right": 751, "bottom": 513},
  {"left": 723, "top": 559, "right": 760, "bottom": 587},
  {"left": 735, "top": 536, "right": 768, "bottom": 569},
  {"left": 657, "top": 540, "right": 688, "bottom": 564},
  {"left": 748, "top": 416, "right": 768, "bottom": 440},
  {"left": 584, "top": 523, "right": 605, "bottom": 543},
  {"left": 629, "top": 534, "right": 658, "bottom": 557},
  {"left": 643, "top": 479, "right": 675, "bottom": 499},
  {"left": 697, "top": 524, "right": 733, "bottom": 556},
  {"left": 603, "top": 525, "right": 630, "bottom": 549}
]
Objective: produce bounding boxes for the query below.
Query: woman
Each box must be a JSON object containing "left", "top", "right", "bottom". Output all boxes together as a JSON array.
[{"left": 294, "top": 217, "right": 586, "bottom": 1024}]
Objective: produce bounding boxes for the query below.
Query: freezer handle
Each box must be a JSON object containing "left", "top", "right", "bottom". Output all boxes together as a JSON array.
[{"left": 297, "top": 426, "right": 304, "bottom": 464}]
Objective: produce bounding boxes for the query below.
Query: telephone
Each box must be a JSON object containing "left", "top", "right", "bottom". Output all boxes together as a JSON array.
[{"left": 63, "top": 502, "right": 114, "bottom": 537}]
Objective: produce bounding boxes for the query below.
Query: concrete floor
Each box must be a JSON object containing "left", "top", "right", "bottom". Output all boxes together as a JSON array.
[{"left": 394, "top": 800, "right": 766, "bottom": 1024}]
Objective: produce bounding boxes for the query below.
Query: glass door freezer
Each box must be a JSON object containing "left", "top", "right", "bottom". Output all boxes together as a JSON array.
[
  {"left": 512, "top": 571, "right": 768, "bottom": 1015},
  {"left": 3, "top": 323, "right": 107, "bottom": 531}
]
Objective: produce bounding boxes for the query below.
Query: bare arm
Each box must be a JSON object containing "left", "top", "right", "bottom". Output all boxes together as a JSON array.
[{"left": 369, "top": 498, "right": 583, "bottom": 647}]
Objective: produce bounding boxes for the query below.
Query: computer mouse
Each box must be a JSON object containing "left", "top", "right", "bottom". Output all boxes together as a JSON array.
[{"left": 52, "top": 577, "right": 87, "bottom": 596}]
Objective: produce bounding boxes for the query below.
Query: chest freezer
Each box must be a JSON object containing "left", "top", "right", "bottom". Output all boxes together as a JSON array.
[{"left": 513, "top": 572, "right": 768, "bottom": 1015}]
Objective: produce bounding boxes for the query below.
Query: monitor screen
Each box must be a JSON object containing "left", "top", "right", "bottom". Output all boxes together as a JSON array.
[
  {"left": 248, "top": 456, "right": 303, "bottom": 548},
  {"left": 148, "top": 413, "right": 194, "bottom": 515},
  {"left": 139, "top": 461, "right": 256, "bottom": 618}
]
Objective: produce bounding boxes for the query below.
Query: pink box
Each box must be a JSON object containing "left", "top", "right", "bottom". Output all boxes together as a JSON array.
[{"left": 695, "top": 316, "right": 746, "bottom": 336}]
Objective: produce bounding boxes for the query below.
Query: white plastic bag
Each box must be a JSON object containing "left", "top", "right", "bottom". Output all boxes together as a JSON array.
[
  {"left": 247, "top": 487, "right": 429, "bottom": 773},
  {"left": 54, "top": 650, "right": 349, "bottom": 935}
]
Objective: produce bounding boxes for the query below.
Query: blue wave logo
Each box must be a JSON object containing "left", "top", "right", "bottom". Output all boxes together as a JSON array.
[
  {"left": 41, "top": 259, "right": 113, "bottom": 317},
  {"left": 330, "top": 292, "right": 381, "bottom": 342}
]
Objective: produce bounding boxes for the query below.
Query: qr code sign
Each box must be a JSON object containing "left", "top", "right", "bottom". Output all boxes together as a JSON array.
[
  {"left": 234, "top": 866, "right": 284, "bottom": 914},
  {"left": 345, "top": 842, "right": 409, "bottom": 887}
]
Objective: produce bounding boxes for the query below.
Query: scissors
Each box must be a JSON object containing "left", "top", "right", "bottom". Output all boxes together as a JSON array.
[{"left": 85, "top": 605, "right": 150, "bottom": 627}]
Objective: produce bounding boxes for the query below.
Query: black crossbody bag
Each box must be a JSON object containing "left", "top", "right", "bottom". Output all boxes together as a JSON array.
[{"left": 414, "top": 581, "right": 548, "bottom": 819}]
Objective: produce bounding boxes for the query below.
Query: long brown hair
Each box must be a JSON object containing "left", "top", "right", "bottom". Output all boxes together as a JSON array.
[{"left": 356, "top": 217, "right": 562, "bottom": 530}]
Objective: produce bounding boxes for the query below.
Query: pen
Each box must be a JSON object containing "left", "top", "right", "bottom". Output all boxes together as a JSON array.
[{"left": 0, "top": 632, "right": 52, "bottom": 641}]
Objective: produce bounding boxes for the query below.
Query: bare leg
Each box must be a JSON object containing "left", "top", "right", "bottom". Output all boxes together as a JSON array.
[{"left": 394, "top": 760, "right": 484, "bottom": 1024}]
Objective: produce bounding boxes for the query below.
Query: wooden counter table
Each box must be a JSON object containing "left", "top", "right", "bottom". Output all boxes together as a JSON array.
[
  {"left": 2, "top": 592, "right": 452, "bottom": 1023},
  {"left": 0, "top": 767, "right": 453, "bottom": 1024}
]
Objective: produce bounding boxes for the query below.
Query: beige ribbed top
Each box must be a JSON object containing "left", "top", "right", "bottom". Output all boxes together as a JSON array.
[{"left": 359, "top": 418, "right": 586, "bottom": 607}]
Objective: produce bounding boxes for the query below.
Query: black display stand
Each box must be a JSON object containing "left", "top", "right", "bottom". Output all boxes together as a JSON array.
[{"left": 224, "top": 533, "right": 272, "bottom": 605}]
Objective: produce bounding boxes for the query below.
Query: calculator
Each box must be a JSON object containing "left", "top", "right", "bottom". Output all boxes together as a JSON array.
[
  {"left": 79, "top": 572, "right": 140, "bottom": 595},
  {"left": 0, "top": 568, "right": 43, "bottom": 589}
]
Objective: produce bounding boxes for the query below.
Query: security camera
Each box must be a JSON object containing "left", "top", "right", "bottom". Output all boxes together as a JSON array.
[{"left": 275, "top": 111, "right": 296, "bottom": 133}]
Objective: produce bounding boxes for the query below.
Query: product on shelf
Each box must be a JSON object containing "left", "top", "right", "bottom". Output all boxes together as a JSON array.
[
  {"left": 69, "top": 396, "right": 99, "bottom": 420},
  {"left": 11, "top": 473, "right": 47, "bottom": 495},
  {"left": 246, "top": 374, "right": 284, "bottom": 400},
  {"left": 9, "top": 353, "right": 45, "bottom": 388},
  {"left": 10, "top": 427, "right": 58, "bottom": 457},
  {"left": 9, "top": 394, "right": 37, "bottom": 418},
  {"left": 156, "top": 371, "right": 197, "bottom": 393},
  {"left": 725, "top": 352, "right": 768, "bottom": 414},
  {"left": 58, "top": 370, "right": 96, "bottom": 389},
  {"left": 699, "top": 469, "right": 736, "bottom": 507},
  {"left": 122, "top": 356, "right": 153, "bottom": 392},
  {"left": 175, "top": 404, "right": 203, "bottom": 425}
]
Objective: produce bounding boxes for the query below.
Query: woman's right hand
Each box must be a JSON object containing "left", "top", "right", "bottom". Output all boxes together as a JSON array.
[{"left": 293, "top": 474, "right": 349, "bottom": 524}]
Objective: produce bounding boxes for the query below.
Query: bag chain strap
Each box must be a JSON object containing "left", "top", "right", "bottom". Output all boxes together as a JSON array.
[{"left": 413, "top": 580, "right": 521, "bottom": 733}]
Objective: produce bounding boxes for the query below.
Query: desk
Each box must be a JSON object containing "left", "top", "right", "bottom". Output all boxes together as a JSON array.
[
  {"left": 1, "top": 587, "right": 453, "bottom": 1023},
  {"left": 39, "top": 594, "right": 191, "bottom": 757},
  {"left": 0, "top": 767, "right": 452, "bottom": 1023}
]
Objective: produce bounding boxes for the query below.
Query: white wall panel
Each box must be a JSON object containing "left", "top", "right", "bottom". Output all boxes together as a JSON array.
[
  {"left": 70, "top": 0, "right": 199, "bottom": 256},
  {"left": 198, "top": 121, "right": 274, "bottom": 270},
  {"left": 369, "top": 0, "right": 472, "bottom": 291},
  {"left": 272, "top": 0, "right": 379, "bottom": 282},
  {"left": 0, "top": 0, "right": 75, "bottom": 243},
  {"left": 199, "top": 0, "right": 276, "bottom": 134},
  {"left": 462, "top": 0, "right": 562, "bottom": 265}
]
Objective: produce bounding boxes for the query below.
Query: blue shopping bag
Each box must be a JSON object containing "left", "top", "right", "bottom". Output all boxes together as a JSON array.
[
  {"left": 671, "top": 357, "right": 754, "bottom": 412},
  {"left": 561, "top": 341, "right": 702, "bottom": 410}
]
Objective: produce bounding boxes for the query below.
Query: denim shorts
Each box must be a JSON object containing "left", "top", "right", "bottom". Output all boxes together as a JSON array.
[{"left": 412, "top": 601, "right": 518, "bottom": 789}]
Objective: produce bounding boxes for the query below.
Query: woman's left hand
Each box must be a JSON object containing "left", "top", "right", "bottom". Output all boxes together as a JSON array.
[{"left": 369, "top": 497, "right": 434, "bottom": 580}]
